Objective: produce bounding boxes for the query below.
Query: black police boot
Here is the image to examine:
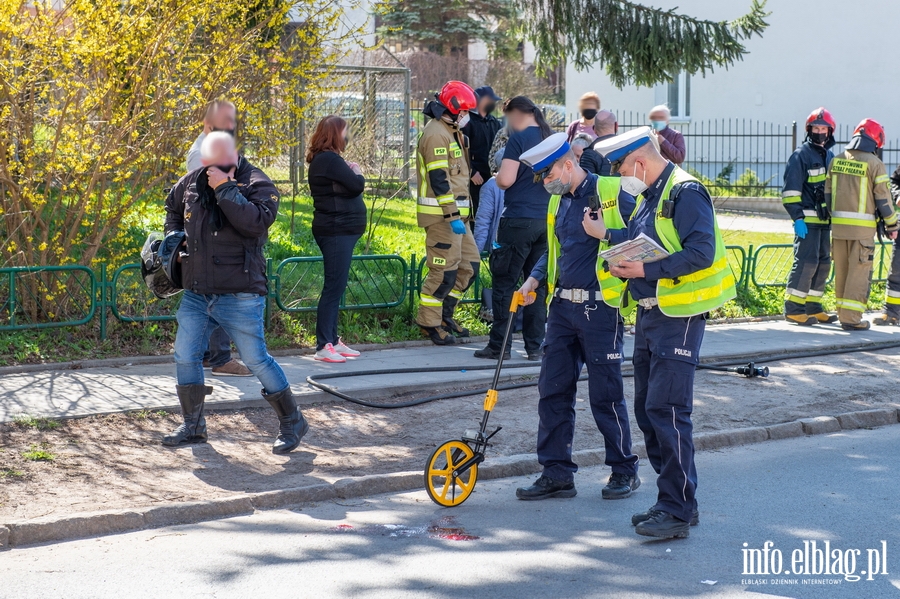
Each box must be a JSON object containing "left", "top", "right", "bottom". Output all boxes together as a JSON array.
[
  {"left": 632, "top": 506, "right": 699, "bottom": 527},
  {"left": 161, "top": 384, "right": 211, "bottom": 446},
  {"left": 515, "top": 475, "right": 577, "bottom": 500},
  {"left": 473, "top": 346, "right": 511, "bottom": 360},
  {"left": 420, "top": 325, "right": 457, "bottom": 345},
  {"left": 634, "top": 510, "right": 691, "bottom": 538},
  {"left": 602, "top": 472, "right": 640, "bottom": 499},
  {"left": 441, "top": 297, "right": 470, "bottom": 338},
  {"left": 263, "top": 387, "right": 310, "bottom": 455}
]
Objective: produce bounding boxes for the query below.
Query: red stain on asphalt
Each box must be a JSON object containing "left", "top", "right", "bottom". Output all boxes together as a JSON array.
[{"left": 330, "top": 516, "right": 479, "bottom": 541}]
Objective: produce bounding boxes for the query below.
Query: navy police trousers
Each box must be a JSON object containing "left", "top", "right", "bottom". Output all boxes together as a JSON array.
[
  {"left": 633, "top": 306, "right": 705, "bottom": 524},
  {"left": 537, "top": 297, "right": 638, "bottom": 483}
]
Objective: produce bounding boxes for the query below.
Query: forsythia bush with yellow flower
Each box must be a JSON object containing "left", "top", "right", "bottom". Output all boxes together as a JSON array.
[
  {"left": 0, "top": 0, "right": 363, "bottom": 267},
  {"left": 0, "top": 0, "right": 363, "bottom": 320}
]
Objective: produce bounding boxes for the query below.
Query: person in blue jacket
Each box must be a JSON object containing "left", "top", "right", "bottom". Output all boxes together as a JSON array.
[{"left": 473, "top": 149, "right": 506, "bottom": 253}]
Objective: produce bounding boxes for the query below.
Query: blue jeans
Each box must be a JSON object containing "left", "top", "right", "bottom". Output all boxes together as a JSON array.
[
  {"left": 174, "top": 291, "right": 289, "bottom": 394},
  {"left": 203, "top": 325, "right": 233, "bottom": 367},
  {"left": 313, "top": 233, "right": 361, "bottom": 350}
]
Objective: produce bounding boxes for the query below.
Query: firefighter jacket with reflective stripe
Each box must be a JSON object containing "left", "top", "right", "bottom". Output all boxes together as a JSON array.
[
  {"left": 641, "top": 168, "right": 737, "bottom": 317},
  {"left": 546, "top": 176, "right": 631, "bottom": 313},
  {"left": 826, "top": 149, "right": 897, "bottom": 240},
  {"left": 782, "top": 141, "right": 833, "bottom": 226},
  {"left": 416, "top": 117, "right": 471, "bottom": 228}
]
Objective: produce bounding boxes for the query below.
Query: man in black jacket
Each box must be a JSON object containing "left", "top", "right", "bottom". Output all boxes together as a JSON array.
[
  {"left": 579, "top": 110, "right": 618, "bottom": 176},
  {"left": 162, "top": 132, "right": 308, "bottom": 454},
  {"left": 463, "top": 86, "right": 502, "bottom": 218}
]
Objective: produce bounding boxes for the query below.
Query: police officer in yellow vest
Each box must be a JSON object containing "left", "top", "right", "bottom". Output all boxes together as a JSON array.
[
  {"left": 589, "top": 127, "right": 736, "bottom": 539},
  {"left": 826, "top": 118, "right": 899, "bottom": 331},
  {"left": 512, "top": 132, "right": 640, "bottom": 502},
  {"left": 415, "top": 81, "right": 482, "bottom": 345}
]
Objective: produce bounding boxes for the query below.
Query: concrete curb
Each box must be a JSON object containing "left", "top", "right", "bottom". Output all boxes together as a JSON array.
[{"left": 3, "top": 406, "right": 899, "bottom": 550}]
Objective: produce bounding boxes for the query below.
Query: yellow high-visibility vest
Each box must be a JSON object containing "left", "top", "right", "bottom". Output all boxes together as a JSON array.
[
  {"left": 546, "top": 176, "right": 631, "bottom": 313},
  {"left": 634, "top": 167, "right": 737, "bottom": 317}
]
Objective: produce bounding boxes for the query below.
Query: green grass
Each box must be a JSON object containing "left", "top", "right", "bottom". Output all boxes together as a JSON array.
[
  {"left": 0, "top": 469, "right": 25, "bottom": 479},
  {"left": 2, "top": 189, "right": 892, "bottom": 366},
  {"left": 13, "top": 415, "right": 61, "bottom": 431},
  {"left": 720, "top": 230, "right": 793, "bottom": 247},
  {"left": 21, "top": 443, "right": 55, "bottom": 462}
]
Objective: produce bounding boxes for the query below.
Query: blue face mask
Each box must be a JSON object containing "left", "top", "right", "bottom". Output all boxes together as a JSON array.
[{"left": 650, "top": 120, "right": 667, "bottom": 131}]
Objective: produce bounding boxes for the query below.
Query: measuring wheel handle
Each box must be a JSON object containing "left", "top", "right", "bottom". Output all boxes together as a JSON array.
[{"left": 424, "top": 439, "right": 482, "bottom": 507}]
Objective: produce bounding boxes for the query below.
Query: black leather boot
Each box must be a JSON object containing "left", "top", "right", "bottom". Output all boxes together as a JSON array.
[
  {"left": 441, "top": 297, "right": 470, "bottom": 337},
  {"left": 161, "top": 384, "right": 211, "bottom": 446},
  {"left": 634, "top": 510, "right": 691, "bottom": 538},
  {"left": 263, "top": 387, "right": 309, "bottom": 454}
]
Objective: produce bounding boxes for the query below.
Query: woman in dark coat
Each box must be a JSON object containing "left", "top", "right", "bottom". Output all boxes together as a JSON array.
[{"left": 306, "top": 116, "right": 366, "bottom": 363}]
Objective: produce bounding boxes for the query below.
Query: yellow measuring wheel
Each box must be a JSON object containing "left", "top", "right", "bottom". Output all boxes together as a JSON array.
[
  {"left": 423, "top": 290, "right": 535, "bottom": 507},
  {"left": 424, "top": 439, "right": 478, "bottom": 507}
]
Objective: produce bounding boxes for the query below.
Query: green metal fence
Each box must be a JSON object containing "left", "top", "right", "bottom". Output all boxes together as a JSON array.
[
  {"left": 748, "top": 242, "right": 893, "bottom": 288},
  {"left": 1, "top": 242, "right": 894, "bottom": 338}
]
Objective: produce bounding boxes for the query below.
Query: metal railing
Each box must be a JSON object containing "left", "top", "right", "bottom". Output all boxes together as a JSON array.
[
  {"left": 2, "top": 242, "right": 894, "bottom": 338},
  {"left": 553, "top": 111, "right": 900, "bottom": 195},
  {"left": 748, "top": 242, "right": 894, "bottom": 288}
]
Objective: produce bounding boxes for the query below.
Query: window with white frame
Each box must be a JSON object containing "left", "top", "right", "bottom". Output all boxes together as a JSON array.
[{"left": 663, "top": 73, "right": 691, "bottom": 120}]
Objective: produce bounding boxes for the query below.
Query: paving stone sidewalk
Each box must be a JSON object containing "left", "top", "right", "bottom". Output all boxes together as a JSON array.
[{"left": 3, "top": 315, "right": 899, "bottom": 422}]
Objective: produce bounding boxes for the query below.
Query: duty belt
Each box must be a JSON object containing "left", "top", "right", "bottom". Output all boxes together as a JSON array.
[
  {"left": 637, "top": 297, "right": 659, "bottom": 309},
  {"left": 554, "top": 288, "right": 602, "bottom": 303}
]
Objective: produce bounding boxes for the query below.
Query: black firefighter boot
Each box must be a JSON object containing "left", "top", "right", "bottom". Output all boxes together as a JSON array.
[
  {"left": 441, "top": 296, "right": 470, "bottom": 338},
  {"left": 161, "top": 384, "right": 212, "bottom": 446},
  {"left": 263, "top": 387, "right": 310, "bottom": 454}
]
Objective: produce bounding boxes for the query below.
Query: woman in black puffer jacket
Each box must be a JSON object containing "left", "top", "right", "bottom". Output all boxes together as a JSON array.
[{"left": 306, "top": 115, "right": 366, "bottom": 363}]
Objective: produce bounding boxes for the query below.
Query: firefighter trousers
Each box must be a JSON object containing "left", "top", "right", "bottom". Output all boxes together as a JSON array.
[
  {"left": 833, "top": 238, "right": 874, "bottom": 325},
  {"left": 884, "top": 238, "right": 900, "bottom": 318},
  {"left": 417, "top": 220, "right": 480, "bottom": 328},
  {"left": 784, "top": 226, "right": 831, "bottom": 316}
]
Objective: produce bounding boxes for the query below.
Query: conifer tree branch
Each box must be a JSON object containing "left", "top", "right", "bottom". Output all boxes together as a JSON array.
[{"left": 517, "top": 0, "right": 770, "bottom": 87}]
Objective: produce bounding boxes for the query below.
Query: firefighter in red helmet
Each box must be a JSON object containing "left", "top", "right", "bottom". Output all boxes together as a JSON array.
[
  {"left": 415, "top": 81, "right": 481, "bottom": 345},
  {"left": 827, "top": 118, "right": 899, "bottom": 330},
  {"left": 781, "top": 107, "right": 837, "bottom": 325}
]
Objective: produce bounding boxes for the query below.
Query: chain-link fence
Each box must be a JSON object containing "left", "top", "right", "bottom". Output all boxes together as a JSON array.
[{"left": 241, "top": 64, "right": 413, "bottom": 196}]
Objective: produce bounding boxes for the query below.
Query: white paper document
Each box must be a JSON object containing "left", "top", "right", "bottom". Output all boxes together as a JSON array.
[{"left": 599, "top": 233, "right": 670, "bottom": 267}]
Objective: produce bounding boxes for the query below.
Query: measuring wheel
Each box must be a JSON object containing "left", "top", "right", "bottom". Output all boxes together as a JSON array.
[{"left": 424, "top": 439, "right": 479, "bottom": 507}]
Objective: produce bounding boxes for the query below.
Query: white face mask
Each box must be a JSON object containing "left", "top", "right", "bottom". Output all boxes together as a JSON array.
[
  {"left": 456, "top": 112, "right": 471, "bottom": 128},
  {"left": 620, "top": 161, "right": 648, "bottom": 196}
]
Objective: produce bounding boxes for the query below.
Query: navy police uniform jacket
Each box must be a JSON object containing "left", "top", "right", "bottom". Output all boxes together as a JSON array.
[
  {"left": 782, "top": 141, "right": 833, "bottom": 227},
  {"left": 531, "top": 172, "right": 634, "bottom": 286}
]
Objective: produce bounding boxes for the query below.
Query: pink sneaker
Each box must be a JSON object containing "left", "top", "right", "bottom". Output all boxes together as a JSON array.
[
  {"left": 314, "top": 343, "right": 346, "bottom": 363},
  {"left": 334, "top": 338, "right": 360, "bottom": 357}
]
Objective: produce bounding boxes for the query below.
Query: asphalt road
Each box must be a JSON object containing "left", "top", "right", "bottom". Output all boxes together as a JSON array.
[{"left": 3, "top": 427, "right": 900, "bottom": 599}]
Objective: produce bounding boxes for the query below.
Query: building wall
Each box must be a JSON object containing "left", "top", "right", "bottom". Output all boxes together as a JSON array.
[{"left": 566, "top": 0, "right": 900, "bottom": 137}]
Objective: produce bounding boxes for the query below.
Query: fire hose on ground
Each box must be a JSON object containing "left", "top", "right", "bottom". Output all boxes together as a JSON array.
[{"left": 305, "top": 339, "right": 900, "bottom": 410}]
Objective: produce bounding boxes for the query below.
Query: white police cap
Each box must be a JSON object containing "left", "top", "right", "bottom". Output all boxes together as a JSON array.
[
  {"left": 519, "top": 132, "right": 571, "bottom": 180},
  {"left": 592, "top": 126, "right": 653, "bottom": 163}
]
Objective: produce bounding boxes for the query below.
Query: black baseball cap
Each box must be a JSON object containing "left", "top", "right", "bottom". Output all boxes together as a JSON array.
[{"left": 474, "top": 86, "right": 501, "bottom": 102}]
